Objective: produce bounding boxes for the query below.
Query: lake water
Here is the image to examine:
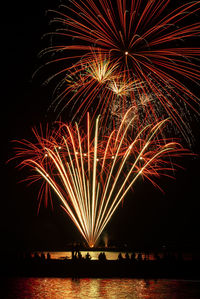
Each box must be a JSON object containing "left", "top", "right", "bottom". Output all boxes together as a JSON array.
[{"left": 1, "top": 278, "right": 200, "bottom": 299}]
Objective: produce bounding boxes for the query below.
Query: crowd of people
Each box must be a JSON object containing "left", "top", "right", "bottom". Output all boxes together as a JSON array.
[{"left": 18, "top": 249, "right": 184, "bottom": 263}]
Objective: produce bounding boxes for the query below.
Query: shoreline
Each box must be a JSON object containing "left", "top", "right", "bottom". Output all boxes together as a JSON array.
[{"left": 1, "top": 257, "right": 200, "bottom": 279}]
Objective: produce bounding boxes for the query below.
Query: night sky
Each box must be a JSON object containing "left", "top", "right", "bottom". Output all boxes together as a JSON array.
[{"left": 2, "top": 1, "right": 200, "bottom": 253}]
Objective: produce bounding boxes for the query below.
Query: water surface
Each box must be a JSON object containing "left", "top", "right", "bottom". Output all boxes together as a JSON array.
[{"left": 2, "top": 278, "right": 200, "bottom": 299}]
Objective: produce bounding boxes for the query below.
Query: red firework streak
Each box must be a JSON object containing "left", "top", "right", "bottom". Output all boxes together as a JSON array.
[
  {"left": 13, "top": 110, "right": 189, "bottom": 247},
  {"left": 39, "top": 0, "right": 200, "bottom": 142}
]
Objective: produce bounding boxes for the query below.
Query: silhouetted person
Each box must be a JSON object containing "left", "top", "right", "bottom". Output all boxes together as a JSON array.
[
  {"left": 41, "top": 252, "right": 45, "bottom": 260},
  {"left": 85, "top": 252, "right": 91, "bottom": 260},
  {"left": 47, "top": 252, "right": 51, "bottom": 260},
  {"left": 78, "top": 251, "right": 82, "bottom": 260},
  {"left": 98, "top": 253, "right": 103, "bottom": 261},
  {"left": 118, "top": 252, "right": 123, "bottom": 261},
  {"left": 72, "top": 243, "right": 80, "bottom": 259},
  {"left": 102, "top": 252, "right": 107, "bottom": 260},
  {"left": 125, "top": 253, "right": 130, "bottom": 260},
  {"left": 144, "top": 251, "right": 149, "bottom": 261},
  {"left": 72, "top": 248, "right": 79, "bottom": 260},
  {"left": 75, "top": 243, "right": 80, "bottom": 257},
  {"left": 72, "top": 248, "right": 75, "bottom": 260}
]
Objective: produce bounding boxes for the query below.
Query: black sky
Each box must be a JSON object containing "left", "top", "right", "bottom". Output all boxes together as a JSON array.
[{"left": 2, "top": 0, "right": 200, "bottom": 252}]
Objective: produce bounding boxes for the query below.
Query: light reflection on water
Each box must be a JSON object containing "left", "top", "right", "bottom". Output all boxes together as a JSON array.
[{"left": 2, "top": 278, "right": 200, "bottom": 299}]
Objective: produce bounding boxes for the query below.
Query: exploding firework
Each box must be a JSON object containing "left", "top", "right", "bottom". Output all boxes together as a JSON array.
[
  {"left": 40, "top": 0, "right": 200, "bottom": 142},
  {"left": 52, "top": 52, "right": 121, "bottom": 122},
  {"left": 14, "top": 110, "right": 188, "bottom": 247}
]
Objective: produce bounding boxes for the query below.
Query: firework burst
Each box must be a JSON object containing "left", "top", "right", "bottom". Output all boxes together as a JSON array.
[
  {"left": 40, "top": 0, "right": 200, "bottom": 142},
  {"left": 14, "top": 110, "right": 188, "bottom": 247}
]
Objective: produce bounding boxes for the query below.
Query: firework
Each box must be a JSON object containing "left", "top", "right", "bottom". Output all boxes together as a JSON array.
[
  {"left": 41, "top": 0, "right": 200, "bottom": 142},
  {"left": 48, "top": 52, "right": 129, "bottom": 124},
  {"left": 14, "top": 110, "right": 187, "bottom": 247}
]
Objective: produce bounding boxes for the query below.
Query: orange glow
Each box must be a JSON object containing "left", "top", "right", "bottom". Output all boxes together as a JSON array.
[{"left": 14, "top": 110, "right": 188, "bottom": 247}]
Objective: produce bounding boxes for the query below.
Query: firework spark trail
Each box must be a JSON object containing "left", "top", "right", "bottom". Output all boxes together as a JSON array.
[
  {"left": 40, "top": 0, "right": 200, "bottom": 142},
  {"left": 14, "top": 110, "right": 188, "bottom": 247}
]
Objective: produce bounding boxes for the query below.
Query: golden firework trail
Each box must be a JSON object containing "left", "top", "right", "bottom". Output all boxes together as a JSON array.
[{"left": 14, "top": 110, "right": 187, "bottom": 247}]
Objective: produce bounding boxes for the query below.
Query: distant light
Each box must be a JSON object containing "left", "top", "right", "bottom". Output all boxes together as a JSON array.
[
  {"left": 125, "top": 51, "right": 129, "bottom": 55},
  {"left": 44, "top": 154, "right": 48, "bottom": 157},
  {"left": 140, "top": 157, "right": 143, "bottom": 160},
  {"left": 75, "top": 152, "right": 79, "bottom": 155},
  {"left": 112, "top": 156, "right": 114, "bottom": 159},
  {"left": 83, "top": 153, "right": 87, "bottom": 156},
  {"left": 58, "top": 146, "right": 62, "bottom": 150}
]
